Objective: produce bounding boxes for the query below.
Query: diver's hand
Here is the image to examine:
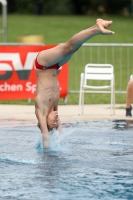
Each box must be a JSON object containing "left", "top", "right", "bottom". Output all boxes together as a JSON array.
[{"left": 42, "top": 133, "right": 50, "bottom": 148}]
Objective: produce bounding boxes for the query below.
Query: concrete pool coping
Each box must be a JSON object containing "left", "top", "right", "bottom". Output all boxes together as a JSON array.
[{"left": 0, "top": 104, "right": 132, "bottom": 126}]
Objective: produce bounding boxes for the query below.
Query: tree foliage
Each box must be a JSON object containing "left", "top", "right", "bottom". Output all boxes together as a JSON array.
[{"left": 6, "top": 0, "right": 132, "bottom": 16}]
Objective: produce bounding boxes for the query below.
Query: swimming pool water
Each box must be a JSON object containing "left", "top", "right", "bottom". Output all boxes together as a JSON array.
[{"left": 0, "top": 120, "right": 133, "bottom": 200}]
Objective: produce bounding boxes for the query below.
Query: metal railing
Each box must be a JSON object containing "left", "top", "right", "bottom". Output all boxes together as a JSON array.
[{"left": 69, "top": 43, "right": 133, "bottom": 94}]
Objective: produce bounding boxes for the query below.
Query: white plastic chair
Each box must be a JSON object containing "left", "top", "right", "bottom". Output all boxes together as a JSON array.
[{"left": 78, "top": 63, "right": 115, "bottom": 116}]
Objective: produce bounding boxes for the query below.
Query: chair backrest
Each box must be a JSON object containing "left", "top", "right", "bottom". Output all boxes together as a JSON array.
[{"left": 84, "top": 63, "right": 114, "bottom": 86}]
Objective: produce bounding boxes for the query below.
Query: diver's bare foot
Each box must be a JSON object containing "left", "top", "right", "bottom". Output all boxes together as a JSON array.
[{"left": 96, "top": 18, "right": 115, "bottom": 35}]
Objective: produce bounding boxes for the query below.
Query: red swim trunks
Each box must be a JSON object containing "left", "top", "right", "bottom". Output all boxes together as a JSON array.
[{"left": 34, "top": 57, "right": 60, "bottom": 70}]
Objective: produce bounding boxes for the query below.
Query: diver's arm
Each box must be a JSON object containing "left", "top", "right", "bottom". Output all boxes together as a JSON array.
[
  {"left": 35, "top": 107, "right": 50, "bottom": 148},
  {"left": 39, "top": 117, "right": 50, "bottom": 149}
]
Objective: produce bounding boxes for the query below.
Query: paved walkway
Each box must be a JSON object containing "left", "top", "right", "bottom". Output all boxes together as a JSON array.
[{"left": 0, "top": 104, "right": 132, "bottom": 126}]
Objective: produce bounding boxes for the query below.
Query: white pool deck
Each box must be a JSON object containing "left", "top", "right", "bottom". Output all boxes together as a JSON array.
[{"left": 0, "top": 104, "right": 132, "bottom": 126}]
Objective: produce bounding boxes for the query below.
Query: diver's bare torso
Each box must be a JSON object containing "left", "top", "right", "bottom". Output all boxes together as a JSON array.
[{"left": 35, "top": 68, "right": 60, "bottom": 120}]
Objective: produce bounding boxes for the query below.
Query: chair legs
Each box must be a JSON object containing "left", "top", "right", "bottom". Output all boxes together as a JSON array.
[
  {"left": 78, "top": 73, "right": 84, "bottom": 115},
  {"left": 110, "top": 87, "right": 113, "bottom": 116},
  {"left": 81, "top": 90, "right": 84, "bottom": 114},
  {"left": 79, "top": 90, "right": 115, "bottom": 116},
  {"left": 79, "top": 74, "right": 115, "bottom": 116},
  {"left": 113, "top": 88, "right": 115, "bottom": 115},
  {"left": 110, "top": 82, "right": 115, "bottom": 116},
  {"left": 78, "top": 89, "right": 82, "bottom": 115}
]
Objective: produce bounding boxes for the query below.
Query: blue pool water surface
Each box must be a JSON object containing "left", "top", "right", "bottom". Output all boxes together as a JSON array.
[{"left": 0, "top": 120, "right": 133, "bottom": 200}]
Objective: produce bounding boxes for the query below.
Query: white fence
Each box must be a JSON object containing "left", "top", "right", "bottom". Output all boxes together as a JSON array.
[{"left": 69, "top": 43, "right": 133, "bottom": 94}]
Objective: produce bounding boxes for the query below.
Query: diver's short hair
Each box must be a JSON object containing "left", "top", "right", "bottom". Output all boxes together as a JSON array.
[
  {"left": 37, "top": 122, "right": 54, "bottom": 132},
  {"left": 37, "top": 122, "right": 40, "bottom": 130}
]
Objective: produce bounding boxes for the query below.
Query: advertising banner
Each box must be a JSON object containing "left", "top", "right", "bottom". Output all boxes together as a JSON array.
[{"left": 0, "top": 45, "right": 68, "bottom": 100}]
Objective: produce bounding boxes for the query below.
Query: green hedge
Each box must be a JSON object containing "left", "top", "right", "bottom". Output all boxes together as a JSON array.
[{"left": 4, "top": 0, "right": 132, "bottom": 15}]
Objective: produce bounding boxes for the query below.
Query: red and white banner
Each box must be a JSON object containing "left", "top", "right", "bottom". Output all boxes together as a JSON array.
[{"left": 0, "top": 45, "right": 68, "bottom": 100}]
